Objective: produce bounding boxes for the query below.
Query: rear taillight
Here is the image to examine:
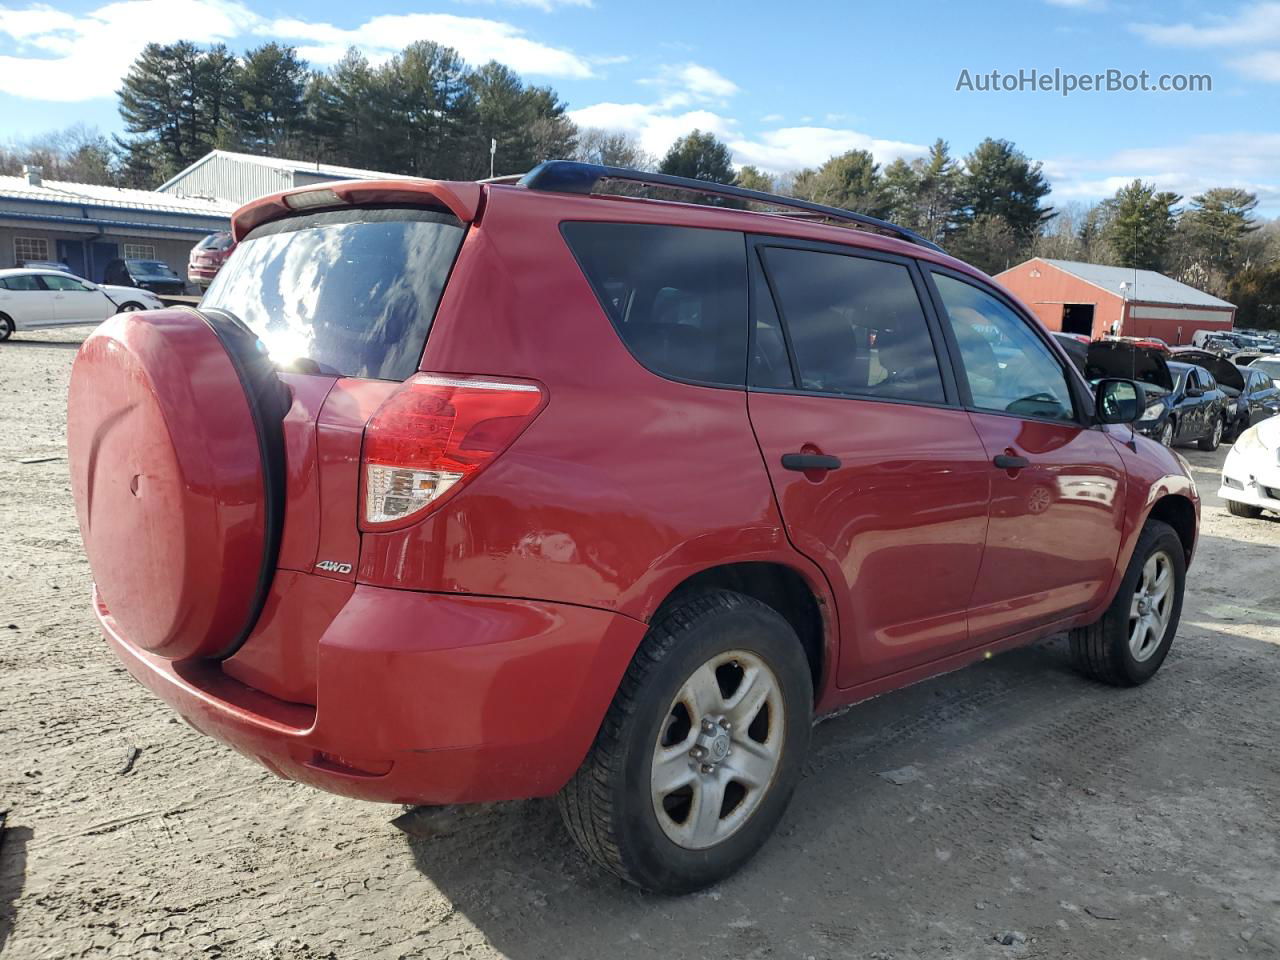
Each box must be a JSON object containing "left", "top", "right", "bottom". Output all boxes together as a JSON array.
[{"left": 360, "top": 374, "right": 545, "bottom": 529}]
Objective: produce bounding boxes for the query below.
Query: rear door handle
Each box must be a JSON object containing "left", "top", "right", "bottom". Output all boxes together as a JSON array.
[
  {"left": 782, "top": 453, "right": 842, "bottom": 472},
  {"left": 993, "top": 454, "right": 1030, "bottom": 470}
]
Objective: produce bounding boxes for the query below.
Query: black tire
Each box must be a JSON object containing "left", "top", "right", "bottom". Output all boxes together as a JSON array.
[
  {"left": 119, "top": 302, "right": 144, "bottom": 312},
  {"left": 1069, "top": 519, "right": 1185, "bottom": 687},
  {"left": 1198, "top": 416, "right": 1225, "bottom": 451},
  {"left": 1227, "top": 499, "right": 1264, "bottom": 519},
  {"left": 0, "top": 313, "right": 13, "bottom": 341},
  {"left": 1228, "top": 414, "right": 1248, "bottom": 443},
  {"left": 558, "top": 590, "right": 813, "bottom": 894}
]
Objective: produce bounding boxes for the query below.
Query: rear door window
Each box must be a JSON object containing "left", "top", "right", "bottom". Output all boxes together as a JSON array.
[
  {"left": 561, "top": 222, "right": 748, "bottom": 386},
  {"left": 758, "top": 246, "right": 946, "bottom": 404},
  {"left": 203, "top": 207, "right": 466, "bottom": 380}
]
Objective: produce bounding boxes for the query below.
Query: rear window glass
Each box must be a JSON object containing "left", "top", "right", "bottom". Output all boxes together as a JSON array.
[
  {"left": 561, "top": 222, "right": 747, "bottom": 386},
  {"left": 203, "top": 208, "right": 465, "bottom": 380}
]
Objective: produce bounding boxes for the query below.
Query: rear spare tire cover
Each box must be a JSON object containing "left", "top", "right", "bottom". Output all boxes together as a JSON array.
[{"left": 68, "top": 310, "right": 280, "bottom": 660}]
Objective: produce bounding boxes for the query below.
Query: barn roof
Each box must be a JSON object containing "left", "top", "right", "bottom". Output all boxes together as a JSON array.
[{"left": 1038, "top": 258, "right": 1234, "bottom": 309}]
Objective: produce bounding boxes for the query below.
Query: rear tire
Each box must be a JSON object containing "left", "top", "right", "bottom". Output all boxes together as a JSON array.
[
  {"left": 0, "top": 313, "right": 13, "bottom": 341},
  {"left": 558, "top": 590, "right": 812, "bottom": 894},
  {"left": 1198, "top": 416, "right": 1224, "bottom": 451},
  {"left": 1227, "top": 499, "right": 1264, "bottom": 519},
  {"left": 1069, "top": 519, "right": 1185, "bottom": 687}
]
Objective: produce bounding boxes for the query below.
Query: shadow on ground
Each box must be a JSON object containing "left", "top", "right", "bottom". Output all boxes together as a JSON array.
[
  {"left": 399, "top": 623, "right": 1280, "bottom": 958},
  {"left": 0, "top": 822, "right": 32, "bottom": 953}
]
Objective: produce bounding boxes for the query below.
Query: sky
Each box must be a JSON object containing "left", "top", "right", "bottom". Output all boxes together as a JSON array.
[{"left": 0, "top": 0, "right": 1277, "bottom": 213}]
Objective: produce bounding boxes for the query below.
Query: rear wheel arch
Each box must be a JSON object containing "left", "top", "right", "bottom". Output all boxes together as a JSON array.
[{"left": 649, "top": 562, "right": 830, "bottom": 697}]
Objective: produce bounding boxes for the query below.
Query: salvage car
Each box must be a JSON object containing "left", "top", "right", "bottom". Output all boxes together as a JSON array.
[
  {"left": 103, "top": 257, "right": 186, "bottom": 296},
  {"left": 0, "top": 268, "right": 163, "bottom": 341},
  {"left": 1236, "top": 366, "right": 1280, "bottom": 433},
  {"left": 1220, "top": 417, "right": 1280, "bottom": 519},
  {"left": 1086, "top": 340, "right": 1228, "bottom": 449},
  {"left": 188, "top": 231, "right": 235, "bottom": 290},
  {"left": 66, "top": 162, "right": 1199, "bottom": 894},
  {"left": 1170, "top": 347, "right": 1254, "bottom": 439},
  {"left": 1248, "top": 356, "right": 1280, "bottom": 387}
]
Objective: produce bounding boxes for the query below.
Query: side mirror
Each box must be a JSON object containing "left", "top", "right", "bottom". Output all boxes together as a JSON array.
[
  {"left": 1095, "top": 378, "right": 1147, "bottom": 425},
  {"left": 1185, "top": 384, "right": 1204, "bottom": 398}
]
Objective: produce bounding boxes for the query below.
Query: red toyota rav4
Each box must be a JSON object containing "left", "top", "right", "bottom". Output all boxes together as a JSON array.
[{"left": 68, "top": 163, "right": 1197, "bottom": 894}]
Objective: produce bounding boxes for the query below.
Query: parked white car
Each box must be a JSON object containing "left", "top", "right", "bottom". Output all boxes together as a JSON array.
[
  {"left": 1219, "top": 417, "right": 1280, "bottom": 519},
  {"left": 0, "top": 268, "right": 164, "bottom": 341}
]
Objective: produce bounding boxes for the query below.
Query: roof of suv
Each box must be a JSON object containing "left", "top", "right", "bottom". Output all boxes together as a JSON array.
[{"left": 229, "top": 161, "right": 984, "bottom": 281}]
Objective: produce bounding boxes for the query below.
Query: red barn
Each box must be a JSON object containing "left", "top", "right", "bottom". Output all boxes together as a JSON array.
[{"left": 995, "top": 258, "right": 1235, "bottom": 345}]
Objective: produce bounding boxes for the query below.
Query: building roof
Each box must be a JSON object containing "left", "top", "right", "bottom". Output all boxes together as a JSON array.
[
  {"left": 0, "top": 175, "right": 236, "bottom": 218},
  {"left": 1036, "top": 258, "right": 1234, "bottom": 309},
  {"left": 157, "top": 150, "right": 408, "bottom": 194}
]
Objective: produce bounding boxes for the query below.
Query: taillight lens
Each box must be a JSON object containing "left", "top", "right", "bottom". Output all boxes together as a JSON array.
[{"left": 361, "top": 374, "right": 545, "bottom": 529}]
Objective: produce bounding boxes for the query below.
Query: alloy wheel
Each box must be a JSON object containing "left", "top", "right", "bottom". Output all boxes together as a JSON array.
[
  {"left": 1211, "top": 418, "right": 1223, "bottom": 447},
  {"left": 1160, "top": 422, "right": 1174, "bottom": 447},
  {"left": 0, "top": 316, "right": 13, "bottom": 341},
  {"left": 650, "top": 650, "right": 785, "bottom": 850},
  {"left": 1129, "top": 550, "right": 1174, "bottom": 662}
]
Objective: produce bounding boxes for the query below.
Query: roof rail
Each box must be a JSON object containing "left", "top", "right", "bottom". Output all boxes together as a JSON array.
[{"left": 517, "top": 160, "right": 944, "bottom": 253}]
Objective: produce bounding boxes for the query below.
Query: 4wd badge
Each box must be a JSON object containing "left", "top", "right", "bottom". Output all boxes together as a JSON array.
[{"left": 315, "top": 560, "right": 353, "bottom": 574}]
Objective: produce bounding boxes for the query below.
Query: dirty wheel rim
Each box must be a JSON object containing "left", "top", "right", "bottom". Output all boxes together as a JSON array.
[
  {"left": 1160, "top": 422, "right": 1173, "bottom": 446},
  {"left": 650, "top": 650, "right": 784, "bottom": 850},
  {"left": 1129, "top": 550, "right": 1174, "bottom": 662}
]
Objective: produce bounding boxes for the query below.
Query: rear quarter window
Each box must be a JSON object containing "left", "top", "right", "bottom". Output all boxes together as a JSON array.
[{"left": 561, "top": 222, "right": 748, "bottom": 387}]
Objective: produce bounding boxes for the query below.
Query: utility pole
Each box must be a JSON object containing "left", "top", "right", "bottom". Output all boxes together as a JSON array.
[{"left": 490, "top": 138, "right": 497, "bottom": 179}]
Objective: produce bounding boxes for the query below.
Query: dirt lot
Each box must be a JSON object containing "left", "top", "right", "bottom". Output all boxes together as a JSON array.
[{"left": 2, "top": 328, "right": 1278, "bottom": 960}]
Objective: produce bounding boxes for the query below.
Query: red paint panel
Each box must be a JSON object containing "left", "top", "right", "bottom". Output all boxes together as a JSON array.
[
  {"left": 67, "top": 311, "right": 266, "bottom": 660},
  {"left": 964, "top": 414, "right": 1127, "bottom": 643},
  {"left": 274, "top": 373, "right": 337, "bottom": 574},
  {"left": 746, "top": 392, "right": 991, "bottom": 686}
]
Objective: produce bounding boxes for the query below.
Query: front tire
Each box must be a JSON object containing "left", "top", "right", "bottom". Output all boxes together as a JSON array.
[
  {"left": 0, "top": 313, "right": 13, "bottom": 341},
  {"left": 1069, "top": 519, "right": 1185, "bottom": 687},
  {"left": 1227, "top": 499, "right": 1264, "bottom": 519},
  {"left": 1159, "top": 420, "right": 1175, "bottom": 447},
  {"left": 1198, "top": 416, "right": 1224, "bottom": 451},
  {"left": 558, "top": 590, "right": 812, "bottom": 894}
]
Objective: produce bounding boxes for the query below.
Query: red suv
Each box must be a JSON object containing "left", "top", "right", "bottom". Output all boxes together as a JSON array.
[{"left": 68, "top": 163, "right": 1197, "bottom": 894}]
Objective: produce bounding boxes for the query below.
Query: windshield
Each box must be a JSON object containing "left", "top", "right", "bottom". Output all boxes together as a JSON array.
[
  {"left": 202, "top": 207, "right": 465, "bottom": 380},
  {"left": 127, "top": 260, "right": 179, "bottom": 278},
  {"left": 196, "top": 232, "right": 234, "bottom": 252},
  {"left": 1252, "top": 359, "right": 1280, "bottom": 378}
]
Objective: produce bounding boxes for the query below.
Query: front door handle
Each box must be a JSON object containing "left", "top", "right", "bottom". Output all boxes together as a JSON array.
[
  {"left": 993, "top": 453, "right": 1030, "bottom": 470},
  {"left": 782, "top": 452, "right": 842, "bottom": 472}
]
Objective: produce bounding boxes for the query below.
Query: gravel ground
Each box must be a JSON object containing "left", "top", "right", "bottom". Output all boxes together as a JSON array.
[{"left": 2, "top": 327, "right": 1278, "bottom": 960}]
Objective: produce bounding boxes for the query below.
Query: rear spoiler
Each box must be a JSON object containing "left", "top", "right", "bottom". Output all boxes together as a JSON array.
[{"left": 232, "top": 179, "right": 483, "bottom": 241}]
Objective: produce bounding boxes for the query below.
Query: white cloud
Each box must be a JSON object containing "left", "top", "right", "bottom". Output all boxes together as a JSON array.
[
  {"left": 455, "top": 0, "right": 592, "bottom": 11},
  {"left": 262, "top": 12, "right": 592, "bottom": 76},
  {"left": 568, "top": 100, "right": 736, "bottom": 157},
  {"left": 730, "top": 127, "right": 927, "bottom": 173},
  {"left": 1046, "top": 133, "right": 1280, "bottom": 213},
  {"left": 1131, "top": 2, "right": 1280, "bottom": 47},
  {"left": 1234, "top": 49, "right": 1280, "bottom": 81},
  {"left": 0, "top": 0, "right": 592, "bottom": 102},
  {"left": 1131, "top": 2, "right": 1280, "bottom": 83},
  {"left": 0, "top": 0, "right": 251, "bottom": 101}
]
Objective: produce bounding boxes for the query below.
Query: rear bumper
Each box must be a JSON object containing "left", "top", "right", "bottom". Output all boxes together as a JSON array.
[{"left": 99, "top": 583, "right": 645, "bottom": 804}]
